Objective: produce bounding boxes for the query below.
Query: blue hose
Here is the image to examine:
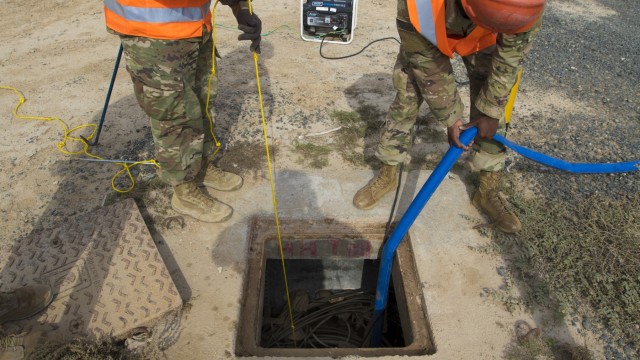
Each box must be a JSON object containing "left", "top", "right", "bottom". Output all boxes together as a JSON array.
[
  {"left": 493, "top": 134, "right": 639, "bottom": 173},
  {"left": 370, "top": 128, "right": 639, "bottom": 346},
  {"left": 369, "top": 127, "right": 478, "bottom": 346}
]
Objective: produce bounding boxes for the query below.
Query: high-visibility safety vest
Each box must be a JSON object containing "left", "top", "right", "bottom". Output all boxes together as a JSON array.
[
  {"left": 104, "top": 0, "right": 212, "bottom": 40},
  {"left": 406, "top": 0, "right": 497, "bottom": 58}
]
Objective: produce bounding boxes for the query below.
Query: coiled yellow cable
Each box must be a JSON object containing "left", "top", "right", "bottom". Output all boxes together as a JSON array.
[{"left": 0, "top": 85, "right": 159, "bottom": 193}]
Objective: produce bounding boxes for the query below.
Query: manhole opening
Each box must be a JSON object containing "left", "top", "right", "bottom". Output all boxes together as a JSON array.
[
  {"left": 236, "top": 218, "right": 436, "bottom": 357},
  {"left": 261, "top": 258, "right": 405, "bottom": 348}
]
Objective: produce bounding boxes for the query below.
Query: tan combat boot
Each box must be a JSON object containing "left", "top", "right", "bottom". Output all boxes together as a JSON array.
[
  {"left": 472, "top": 171, "right": 522, "bottom": 233},
  {"left": 353, "top": 164, "right": 398, "bottom": 210},
  {"left": 171, "top": 181, "right": 233, "bottom": 223},
  {"left": 0, "top": 284, "right": 54, "bottom": 324},
  {"left": 197, "top": 163, "right": 243, "bottom": 191}
]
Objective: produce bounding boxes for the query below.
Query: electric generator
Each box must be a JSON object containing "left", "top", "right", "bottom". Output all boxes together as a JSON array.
[{"left": 301, "top": 0, "right": 358, "bottom": 44}]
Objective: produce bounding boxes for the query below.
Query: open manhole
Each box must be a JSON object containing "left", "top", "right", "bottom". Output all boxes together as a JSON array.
[{"left": 236, "top": 218, "right": 435, "bottom": 357}]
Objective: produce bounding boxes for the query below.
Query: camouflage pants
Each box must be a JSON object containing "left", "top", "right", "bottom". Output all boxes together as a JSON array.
[
  {"left": 120, "top": 30, "right": 218, "bottom": 186},
  {"left": 376, "top": 6, "right": 510, "bottom": 172}
]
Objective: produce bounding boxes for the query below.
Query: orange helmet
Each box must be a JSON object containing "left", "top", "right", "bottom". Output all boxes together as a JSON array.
[{"left": 461, "top": 0, "right": 546, "bottom": 34}]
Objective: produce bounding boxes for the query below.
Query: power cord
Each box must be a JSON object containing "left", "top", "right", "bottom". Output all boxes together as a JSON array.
[
  {"left": 313, "top": 33, "right": 413, "bottom": 241},
  {"left": 383, "top": 122, "right": 420, "bottom": 242},
  {"left": 384, "top": 162, "right": 404, "bottom": 242},
  {"left": 319, "top": 34, "right": 400, "bottom": 60}
]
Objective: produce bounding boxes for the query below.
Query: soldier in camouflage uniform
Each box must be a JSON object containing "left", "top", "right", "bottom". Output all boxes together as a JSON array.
[
  {"left": 120, "top": 32, "right": 220, "bottom": 187},
  {"left": 353, "top": 0, "right": 543, "bottom": 233},
  {"left": 105, "top": 0, "right": 261, "bottom": 222}
]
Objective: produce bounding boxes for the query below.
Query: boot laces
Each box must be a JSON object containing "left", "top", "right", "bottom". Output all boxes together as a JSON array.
[
  {"left": 186, "top": 184, "right": 216, "bottom": 208},
  {"left": 369, "top": 167, "right": 394, "bottom": 193},
  {"left": 487, "top": 190, "right": 511, "bottom": 216},
  {"left": 207, "top": 164, "right": 224, "bottom": 177}
]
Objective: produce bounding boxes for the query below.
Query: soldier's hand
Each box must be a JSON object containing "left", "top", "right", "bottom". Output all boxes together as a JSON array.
[
  {"left": 447, "top": 119, "right": 472, "bottom": 150},
  {"left": 462, "top": 114, "right": 499, "bottom": 140},
  {"left": 233, "top": 2, "right": 262, "bottom": 53}
]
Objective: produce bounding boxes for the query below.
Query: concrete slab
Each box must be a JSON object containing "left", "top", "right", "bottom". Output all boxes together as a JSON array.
[
  {"left": 161, "top": 169, "right": 554, "bottom": 359},
  {"left": 0, "top": 199, "right": 182, "bottom": 342},
  {"left": 0, "top": 169, "right": 580, "bottom": 358}
]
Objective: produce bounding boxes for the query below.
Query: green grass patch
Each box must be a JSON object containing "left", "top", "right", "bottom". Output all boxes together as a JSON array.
[
  {"left": 292, "top": 141, "right": 332, "bottom": 169},
  {"left": 330, "top": 106, "right": 383, "bottom": 167}
]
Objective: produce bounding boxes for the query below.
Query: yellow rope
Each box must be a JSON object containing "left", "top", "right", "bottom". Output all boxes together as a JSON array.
[
  {"left": 244, "top": 0, "right": 297, "bottom": 345},
  {"left": 1, "top": 8, "right": 281, "bottom": 194},
  {"left": 4, "top": 9, "right": 295, "bottom": 339},
  {"left": 0, "top": 85, "right": 159, "bottom": 193}
]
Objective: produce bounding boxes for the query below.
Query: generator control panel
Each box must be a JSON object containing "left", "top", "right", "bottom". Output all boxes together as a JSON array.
[{"left": 301, "top": 0, "right": 357, "bottom": 44}]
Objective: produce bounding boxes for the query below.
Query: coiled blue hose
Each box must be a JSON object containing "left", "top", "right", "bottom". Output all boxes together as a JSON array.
[{"left": 370, "top": 128, "right": 639, "bottom": 346}]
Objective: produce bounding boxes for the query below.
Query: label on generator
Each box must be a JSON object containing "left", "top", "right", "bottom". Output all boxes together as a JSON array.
[{"left": 311, "top": 1, "right": 350, "bottom": 8}]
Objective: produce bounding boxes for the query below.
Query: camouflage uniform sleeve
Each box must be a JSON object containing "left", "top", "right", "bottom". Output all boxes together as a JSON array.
[{"left": 474, "top": 18, "right": 542, "bottom": 120}]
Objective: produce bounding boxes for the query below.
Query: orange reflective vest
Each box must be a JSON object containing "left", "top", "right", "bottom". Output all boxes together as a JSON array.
[
  {"left": 406, "top": 0, "right": 497, "bottom": 58},
  {"left": 104, "top": 0, "right": 212, "bottom": 40}
]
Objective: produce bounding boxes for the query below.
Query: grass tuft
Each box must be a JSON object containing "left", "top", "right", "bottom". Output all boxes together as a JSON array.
[
  {"left": 28, "top": 338, "right": 156, "bottom": 360},
  {"left": 330, "top": 107, "right": 383, "bottom": 167},
  {"left": 292, "top": 142, "right": 332, "bottom": 169}
]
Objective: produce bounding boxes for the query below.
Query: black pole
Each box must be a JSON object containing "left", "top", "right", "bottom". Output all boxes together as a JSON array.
[{"left": 90, "top": 43, "right": 123, "bottom": 146}]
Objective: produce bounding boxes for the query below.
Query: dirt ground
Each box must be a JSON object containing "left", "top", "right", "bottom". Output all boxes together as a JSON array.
[{"left": 1, "top": 0, "right": 635, "bottom": 358}]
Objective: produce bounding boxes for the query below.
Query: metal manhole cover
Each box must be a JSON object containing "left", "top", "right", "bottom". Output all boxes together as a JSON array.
[{"left": 0, "top": 198, "right": 182, "bottom": 341}]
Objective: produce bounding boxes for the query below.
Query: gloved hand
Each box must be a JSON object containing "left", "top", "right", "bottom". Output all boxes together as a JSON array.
[{"left": 232, "top": 2, "right": 262, "bottom": 53}]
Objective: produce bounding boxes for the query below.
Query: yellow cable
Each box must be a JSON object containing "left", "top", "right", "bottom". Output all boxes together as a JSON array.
[
  {"left": 0, "top": 85, "right": 159, "bottom": 193},
  {"left": 245, "top": 0, "right": 297, "bottom": 345}
]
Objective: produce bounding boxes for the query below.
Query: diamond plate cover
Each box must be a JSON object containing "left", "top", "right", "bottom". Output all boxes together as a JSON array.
[{"left": 0, "top": 198, "right": 182, "bottom": 341}]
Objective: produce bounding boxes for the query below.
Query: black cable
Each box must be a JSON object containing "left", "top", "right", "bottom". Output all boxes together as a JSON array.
[
  {"left": 383, "top": 122, "right": 420, "bottom": 242},
  {"left": 384, "top": 162, "right": 403, "bottom": 242},
  {"left": 263, "top": 290, "right": 379, "bottom": 348},
  {"left": 319, "top": 32, "right": 469, "bottom": 89},
  {"left": 315, "top": 32, "right": 409, "bottom": 242},
  {"left": 266, "top": 33, "right": 424, "bottom": 349},
  {"left": 319, "top": 34, "right": 400, "bottom": 60}
]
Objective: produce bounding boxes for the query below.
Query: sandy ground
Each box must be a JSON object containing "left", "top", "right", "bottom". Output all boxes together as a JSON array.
[{"left": 1, "top": 0, "right": 633, "bottom": 358}]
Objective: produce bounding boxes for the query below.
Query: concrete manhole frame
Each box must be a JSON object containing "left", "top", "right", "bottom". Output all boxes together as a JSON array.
[{"left": 235, "top": 217, "right": 436, "bottom": 357}]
